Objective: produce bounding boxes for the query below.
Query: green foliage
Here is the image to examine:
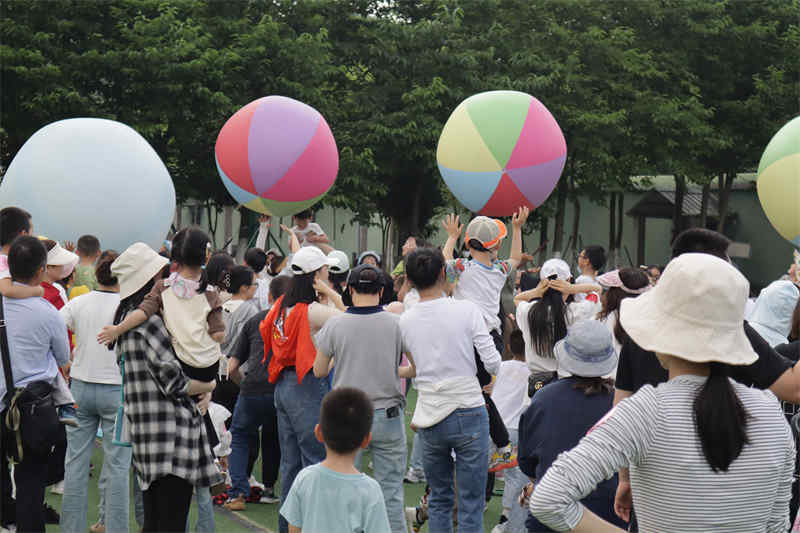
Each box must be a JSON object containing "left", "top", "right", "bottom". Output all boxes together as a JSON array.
[{"left": 1, "top": 0, "right": 797, "bottom": 247}]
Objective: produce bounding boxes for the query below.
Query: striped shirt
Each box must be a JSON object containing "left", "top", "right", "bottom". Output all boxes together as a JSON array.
[{"left": 530, "top": 374, "right": 794, "bottom": 532}]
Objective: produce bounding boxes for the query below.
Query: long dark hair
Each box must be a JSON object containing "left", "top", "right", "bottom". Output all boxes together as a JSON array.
[
  {"left": 597, "top": 268, "right": 649, "bottom": 346},
  {"left": 527, "top": 276, "right": 569, "bottom": 358},
  {"left": 693, "top": 362, "right": 749, "bottom": 472},
  {"left": 172, "top": 227, "right": 211, "bottom": 293},
  {"left": 279, "top": 271, "right": 319, "bottom": 313}
]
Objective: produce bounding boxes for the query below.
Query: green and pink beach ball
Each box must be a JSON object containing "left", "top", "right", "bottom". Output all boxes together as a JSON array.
[{"left": 437, "top": 91, "right": 566, "bottom": 216}]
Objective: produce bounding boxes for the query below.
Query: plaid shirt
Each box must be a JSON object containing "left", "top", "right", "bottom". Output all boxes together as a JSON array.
[{"left": 118, "top": 315, "right": 217, "bottom": 490}]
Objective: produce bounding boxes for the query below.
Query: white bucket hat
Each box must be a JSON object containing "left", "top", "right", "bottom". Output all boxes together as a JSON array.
[
  {"left": 45, "top": 242, "right": 79, "bottom": 278},
  {"left": 619, "top": 253, "right": 756, "bottom": 365},
  {"left": 554, "top": 319, "right": 618, "bottom": 378},
  {"left": 112, "top": 243, "right": 169, "bottom": 300},
  {"left": 291, "top": 246, "right": 337, "bottom": 275}
]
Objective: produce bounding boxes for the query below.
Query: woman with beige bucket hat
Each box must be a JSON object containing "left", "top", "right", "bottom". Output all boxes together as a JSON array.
[{"left": 529, "top": 253, "right": 794, "bottom": 532}]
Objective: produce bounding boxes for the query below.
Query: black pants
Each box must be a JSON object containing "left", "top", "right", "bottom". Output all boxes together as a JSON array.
[
  {"left": 247, "top": 419, "right": 280, "bottom": 487},
  {"left": 475, "top": 329, "right": 510, "bottom": 449},
  {"left": 142, "top": 475, "right": 194, "bottom": 533},
  {"left": 0, "top": 422, "right": 14, "bottom": 528}
]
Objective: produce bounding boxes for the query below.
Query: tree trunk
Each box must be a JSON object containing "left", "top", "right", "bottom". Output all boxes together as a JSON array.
[
  {"left": 570, "top": 192, "right": 581, "bottom": 262},
  {"left": 699, "top": 182, "right": 710, "bottom": 229},
  {"left": 552, "top": 177, "right": 569, "bottom": 256},
  {"left": 608, "top": 193, "right": 617, "bottom": 267},
  {"left": 538, "top": 216, "right": 549, "bottom": 265},
  {"left": 615, "top": 192, "right": 624, "bottom": 251},
  {"left": 716, "top": 171, "right": 735, "bottom": 234},
  {"left": 223, "top": 204, "right": 233, "bottom": 253},
  {"left": 672, "top": 175, "right": 686, "bottom": 242},
  {"left": 175, "top": 205, "right": 182, "bottom": 231}
]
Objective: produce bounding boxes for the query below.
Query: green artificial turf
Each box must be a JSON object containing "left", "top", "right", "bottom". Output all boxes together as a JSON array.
[{"left": 44, "top": 388, "right": 508, "bottom": 532}]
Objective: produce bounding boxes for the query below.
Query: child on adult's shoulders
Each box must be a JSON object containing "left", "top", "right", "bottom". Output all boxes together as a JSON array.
[
  {"left": 280, "top": 387, "right": 391, "bottom": 533},
  {"left": 290, "top": 210, "right": 333, "bottom": 254}
]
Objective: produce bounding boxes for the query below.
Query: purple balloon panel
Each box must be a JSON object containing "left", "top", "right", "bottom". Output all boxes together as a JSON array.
[
  {"left": 247, "top": 96, "right": 321, "bottom": 196},
  {"left": 507, "top": 155, "right": 567, "bottom": 206},
  {"left": 262, "top": 118, "right": 339, "bottom": 202}
]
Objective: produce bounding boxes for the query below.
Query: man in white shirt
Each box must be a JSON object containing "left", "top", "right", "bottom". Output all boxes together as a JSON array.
[{"left": 574, "top": 245, "right": 605, "bottom": 303}]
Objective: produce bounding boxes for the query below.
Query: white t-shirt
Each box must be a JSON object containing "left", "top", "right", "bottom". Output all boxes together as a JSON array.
[
  {"left": 291, "top": 222, "right": 325, "bottom": 247},
  {"left": 400, "top": 297, "right": 501, "bottom": 385},
  {"left": 254, "top": 278, "right": 270, "bottom": 310},
  {"left": 447, "top": 257, "right": 511, "bottom": 333},
  {"left": 490, "top": 359, "right": 530, "bottom": 430},
  {"left": 516, "top": 300, "right": 560, "bottom": 374},
  {"left": 573, "top": 273, "right": 598, "bottom": 303},
  {"left": 59, "top": 291, "right": 122, "bottom": 385},
  {"left": 403, "top": 288, "right": 420, "bottom": 310}
]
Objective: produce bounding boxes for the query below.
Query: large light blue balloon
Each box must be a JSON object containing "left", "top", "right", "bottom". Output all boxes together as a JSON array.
[{"left": 0, "top": 118, "right": 176, "bottom": 253}]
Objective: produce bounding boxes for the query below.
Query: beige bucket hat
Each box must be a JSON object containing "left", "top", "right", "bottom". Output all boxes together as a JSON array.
[
  {"left": 619, "top": 253, "right": 756, "bottom": 366},
  {"left": 112, "top": 242, "right": 169, "bottom": 300}
]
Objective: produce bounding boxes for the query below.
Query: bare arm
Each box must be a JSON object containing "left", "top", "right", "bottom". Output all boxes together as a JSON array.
[
  {"left": 570, "top": 510, "right": 626, "bottom": 533},
  {"left": 280, "top": 224, "right": 301, "bottom": 253},
  {"left": 0, "top": 278, "right": 44, "bottom": 298},
  {"left": 769, "top": 364, "right": 800, "bottom": 404},
  {"left": 186, "top": 379, "right": 216, "bottom": 396},
  {"left": 288, "top": 525, "right": 301, "bottom": 533},
  {"left": 514, "top": 279, "right": 550, "bottom": 306},
  {"left": 398, "top": 352, "right": 416, "bottom": 378},
  {"left": 441, "top": 214, "right": 462, "bottom": 261},
  {"left": 313, "top": 278, "right": 345, "bottom": 311},
  {"left": 313, "top": 349, "right": 332, "bottom": 378},
  {"left": 228, "top": 357, "right": 242, "bottom": 385},
  {"left": 508, "top": 206, "right": 530, "bottom": 269},
  {"left": 98, "top": 309, "right": 146, "bottom": 344}
]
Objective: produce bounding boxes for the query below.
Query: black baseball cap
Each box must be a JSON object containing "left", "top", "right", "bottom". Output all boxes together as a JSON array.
[{"left": 346, "top": 264, "right": 383, "bottom": 293}]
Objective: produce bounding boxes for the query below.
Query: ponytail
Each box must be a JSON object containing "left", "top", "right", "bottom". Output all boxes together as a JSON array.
[
  {"left": 693, "top": 362, "right": 749, "bottom": 472},
  {"left": 526, "top": 279, "right": 568, "bottom": 359}
]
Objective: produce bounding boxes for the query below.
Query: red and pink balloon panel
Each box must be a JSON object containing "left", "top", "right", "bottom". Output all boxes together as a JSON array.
[{"left": 215, "top": 96, "right": 339, "bottom": 216}]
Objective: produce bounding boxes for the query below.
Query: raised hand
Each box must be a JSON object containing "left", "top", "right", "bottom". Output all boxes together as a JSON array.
[
  {"left": 511, "top": 206, "right": 531, "bottom": 228},
  {"left": 442, "top": 214, "right": 463, "bottom": 240}
]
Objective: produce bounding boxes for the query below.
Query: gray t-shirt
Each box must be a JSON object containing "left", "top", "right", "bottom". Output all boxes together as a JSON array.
[
  {"left": 229, "top": 309, "right": 273, "bottom": 396},
  {"left": 314, "top": 306, "right": 405, "bottom": 410}
]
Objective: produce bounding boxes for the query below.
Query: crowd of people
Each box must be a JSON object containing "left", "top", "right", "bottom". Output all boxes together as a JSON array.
[{"left": 0, "top": 203, "right": 799, "bottom": 533}]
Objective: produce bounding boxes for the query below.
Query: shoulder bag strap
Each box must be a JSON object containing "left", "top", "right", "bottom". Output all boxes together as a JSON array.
[{"left": 0, "top": 297, "right": 15, "bottom": 402}]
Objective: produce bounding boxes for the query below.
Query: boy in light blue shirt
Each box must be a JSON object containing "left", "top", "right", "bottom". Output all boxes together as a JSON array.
[{"left": 280, "top": 387, "right": 391, "bottom": 533}]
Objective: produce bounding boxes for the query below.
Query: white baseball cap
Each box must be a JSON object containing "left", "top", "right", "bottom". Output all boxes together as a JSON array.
[
  {"left": 327, "top": 250, "right": 350, "bottom": 274},
  {"left": 540, "top": 258, "right": 571, "bottom": 281},
  {"left": 291, "top": 246, "right": 337, "bottom": 275}
]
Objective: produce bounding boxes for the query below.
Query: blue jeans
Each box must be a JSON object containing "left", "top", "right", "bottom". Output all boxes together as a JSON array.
[
  {"left": 502, "top": 429, "right": 529, "bottom": 533},
  {"left": 409, "top": 432, "right": 424, "bottom": 473},
  {"left": 274, "top": 369, "right": 326, "bottom": 533},
  {"left": 356, "top": 408, "right": 408, "bottom": 533},
  {"left": 420, "top": 406, "right": 489, "bottom": 533},
  {"left": 229, "top": 393, "right": 277, "bottom": 498},
  {"left": 61, "top": 379, "right": 132, "bottom": 533},
  {"left": 185, "top": 487, "right": 214, "bottom": 533}
]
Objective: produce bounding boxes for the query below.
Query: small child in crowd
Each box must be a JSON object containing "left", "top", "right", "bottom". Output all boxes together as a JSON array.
[
  {"left": 291, "top": 210, "right": 332, "bottom": 254},
  {"left": 0, "top": 207, "right": 44, "bottom": 299},
  {"left": 280, "top": 387, "right": 391, "bottom": 533},
  {"left": 72, "top": 234, "right": 101, "bottom": 292},
  {"left": 243, "top": 247, "right": 271, "bottom": 310},
  {"left": 490, "top": 330, "right": 532, "bottom": 533}
]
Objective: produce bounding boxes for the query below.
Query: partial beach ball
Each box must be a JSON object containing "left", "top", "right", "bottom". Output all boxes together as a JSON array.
[
  {"left": 215, "top": 96, "right": 339, "bottom": 217},
  {"left": 0, "top": 118, "right": 175, "bottom": 252},
  {"left": 757, "top": 116, "right": 800, "bottom": 247},
  {"left": 437, "top": 91, "right": 566, "bottom": 216}
]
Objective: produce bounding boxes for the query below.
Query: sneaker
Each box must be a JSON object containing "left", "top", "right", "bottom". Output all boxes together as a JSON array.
[
  {"left": 43, "top": 503, "right": 60, "bottom": 524},
  {"left": 404, "top": 507, "right": 423, "bottom": 533},
  {"left": 403, "top": 468, "right": 425, "bottom": 484},
  {"left": 58, "top": 405, "right": 79, "bottom": 427},
  {"left": 488, "top": 445, "right": 518, "bottom": 473},
  {"left": 259, "top": 488, "right": 280, "bottom": 504},
  {"left": 223, "top": 495, "right": 246, "bottom": 511},
  {"left": 491, "top": 524, "right": 507, "bottom": 533},
  {"left": 50, "top": 480, "right": 64, "bottom": 495},
  {"left": 89, "top": 522, "right": 106, "bottom": 533},
  {"left": 248, "top": 475, "right": 265, "bottom": 490}
]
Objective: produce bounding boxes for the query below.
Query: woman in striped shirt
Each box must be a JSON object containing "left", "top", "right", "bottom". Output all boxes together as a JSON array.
[{"left": 530, "top": 253, "right": 795, "bottom": 532}]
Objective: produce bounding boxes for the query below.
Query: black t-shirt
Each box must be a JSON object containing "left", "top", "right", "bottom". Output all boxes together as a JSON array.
[
  {"left": 775, "top": 341, "right": 800, "bottom": 363},
  {"left": 615, "top": 321, "right": 793, "bottom": 393},
  {"left": 229, "top": 309, "right": 273, "bottom": 396}
]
